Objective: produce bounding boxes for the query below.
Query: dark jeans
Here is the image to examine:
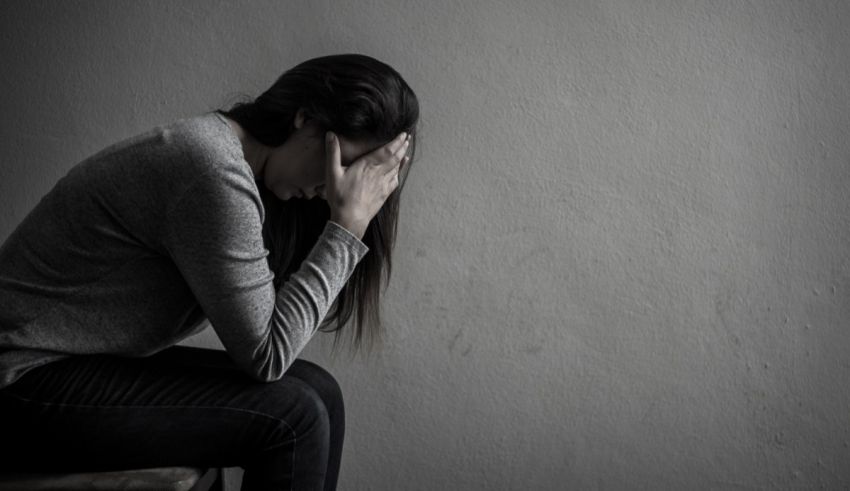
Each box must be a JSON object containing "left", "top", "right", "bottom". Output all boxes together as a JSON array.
[{"left": 0, "top": 345, "right": 344, "bottom": 491}]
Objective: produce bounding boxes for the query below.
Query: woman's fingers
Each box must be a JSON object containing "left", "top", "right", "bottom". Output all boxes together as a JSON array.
[
  {"left": 362, "top": 132, "right": 409, "bottom": 170},
  {"left": 324, "top": 130, "right": 413, "bottom": 238},
  {"left": 391, "top": 156, "right": 409, "bottom": 188},
  {"left": 385, "top": 154, "right": 409, "bottom": 195},
  {"left": 387, "top": 136, "right": 411, "bottom": 189},
  {"left": 377, "top": 133, "right": 411, "bottom": 176},
  {"left": 392, "top": 134, "right": 411, "bottom": 161},
  {"left": 384, "top": 131, "right": 408, "bottom": 160},
  {"left": 325, "top": 132, "right": 342, "bottom": 181},
  {"left": 398, "top": 155, "right": 410, "bottom": 176}
]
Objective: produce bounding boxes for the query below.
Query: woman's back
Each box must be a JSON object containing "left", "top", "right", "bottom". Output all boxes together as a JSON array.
[{"left": 0, "top": 112, "right": 258, "bottom": 387}]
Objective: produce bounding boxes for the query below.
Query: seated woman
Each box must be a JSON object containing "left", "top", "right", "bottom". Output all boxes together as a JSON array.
[{"left": 0, "top": 53, "right": 419, "bottom": 491}]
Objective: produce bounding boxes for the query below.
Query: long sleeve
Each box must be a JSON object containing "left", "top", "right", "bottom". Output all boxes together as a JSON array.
[{"left": 162, "top": 166, "right": 368, "bottom": 382}]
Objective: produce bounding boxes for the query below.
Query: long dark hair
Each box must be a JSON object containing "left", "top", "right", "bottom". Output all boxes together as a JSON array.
[{"left": 218, "top": 54, "right": 419, "bottom": 350}]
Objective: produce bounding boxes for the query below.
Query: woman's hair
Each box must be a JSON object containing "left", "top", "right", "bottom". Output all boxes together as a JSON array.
[{"left": 218, "top": 53, "right": 419, "bottom": 351}]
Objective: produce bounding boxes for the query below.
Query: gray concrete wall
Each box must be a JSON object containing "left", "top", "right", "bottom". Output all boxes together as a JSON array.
[{"left": 2, "top": 1, "right": 849, "bottom": 489}]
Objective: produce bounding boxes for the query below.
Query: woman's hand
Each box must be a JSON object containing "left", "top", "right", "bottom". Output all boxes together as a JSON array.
[{"left": 325, "top": 131, "right": 411, "bottom": 240}]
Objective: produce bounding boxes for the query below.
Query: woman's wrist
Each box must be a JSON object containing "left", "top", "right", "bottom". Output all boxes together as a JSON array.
[{"left": 329, "top": 214, "right": 367, "bottom": 240}]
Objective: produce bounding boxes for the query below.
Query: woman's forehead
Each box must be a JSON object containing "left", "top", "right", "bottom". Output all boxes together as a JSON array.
[{"left": 337, "top": 136, "right": 383, "bottom": 166}]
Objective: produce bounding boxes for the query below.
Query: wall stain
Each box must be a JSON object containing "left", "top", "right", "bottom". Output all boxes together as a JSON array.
[
  {"left": 522, "top": 344, "right": 543, "bottom": 355},
  {"left": 448, "top": 329, "right": 463, "bottom": 352}
]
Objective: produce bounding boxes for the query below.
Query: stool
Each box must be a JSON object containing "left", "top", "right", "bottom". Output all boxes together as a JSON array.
[{"left": 0, "top": 467, "right": 221, "bottom": 490}]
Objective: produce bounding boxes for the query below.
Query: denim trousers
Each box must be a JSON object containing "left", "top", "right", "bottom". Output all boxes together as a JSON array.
[{"left": 0, "top": 345, "right": 344, "bottom": 491}]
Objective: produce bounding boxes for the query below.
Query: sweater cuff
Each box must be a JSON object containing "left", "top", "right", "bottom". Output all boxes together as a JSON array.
[{"left": 325, "top": 220, "right": 370, "bottom": 258}]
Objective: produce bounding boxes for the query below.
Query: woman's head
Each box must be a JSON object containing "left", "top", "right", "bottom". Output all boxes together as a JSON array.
[
  {"left": 224, "top": 53, "right": 418, "bottom": 163},
  {"left": 258, "top": 108, "right": 381, "bottom": 201},
  {"left": 219, "top": 53, "right": 419, "bottom": 349}
]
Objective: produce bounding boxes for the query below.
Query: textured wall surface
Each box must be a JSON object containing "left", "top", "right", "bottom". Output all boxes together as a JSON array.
[{"left": 2, "top": 1, "right": 849, "bottom": 489}]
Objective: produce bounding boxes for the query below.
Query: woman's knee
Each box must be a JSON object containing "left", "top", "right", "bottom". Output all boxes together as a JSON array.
[
  {"left": 285, "top": 360, "right": 344, "bottom": 416},
  {"left": 248, "top": 360, "right": 344, "bottom": 455},
  {"left": 256, "top": 377, "right": 331, "bottom": 449}
]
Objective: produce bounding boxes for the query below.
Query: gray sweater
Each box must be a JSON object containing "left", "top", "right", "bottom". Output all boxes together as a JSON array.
[{"left": 0, "top": 112, "right": 368, "bottom": 388}]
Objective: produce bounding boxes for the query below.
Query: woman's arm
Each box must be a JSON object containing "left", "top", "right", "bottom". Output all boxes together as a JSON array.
[
  {"left": 163, "top": 130, "right": 406, "bottom": 382},
  {"left": 163, "top": 168, "right": 367, "bottom": 382}
]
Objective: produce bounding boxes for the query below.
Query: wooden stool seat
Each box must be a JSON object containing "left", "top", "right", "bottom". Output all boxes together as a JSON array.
[{"left": 0, "top": 467, "right": 219, "bottom": 491}]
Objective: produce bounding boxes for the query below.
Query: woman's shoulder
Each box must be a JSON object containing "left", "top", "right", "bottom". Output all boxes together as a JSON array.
[
  {"left": 75, "top": 112, "right": 245, "bottom": 177},
  {"left": 165, "top": 112, "right": 263, "bottom": 204},
  {"left": 163, "top": 112, "right": 245, "bottom": 169},
  {"left": 54, "top": 112, "right": 257, "bottom": 220},
  {"left": 117, "top": 112, "right": 253, "bottom": 190}
]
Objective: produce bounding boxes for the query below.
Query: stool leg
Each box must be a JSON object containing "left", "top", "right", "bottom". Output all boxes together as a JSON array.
[{"left": 189, "top": 468, "right": 223, "bottom": 491}]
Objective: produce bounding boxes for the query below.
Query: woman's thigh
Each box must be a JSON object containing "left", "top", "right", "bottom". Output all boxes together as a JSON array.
[{"left": 0, "top": 346, "right": 335, "bottom": 473}]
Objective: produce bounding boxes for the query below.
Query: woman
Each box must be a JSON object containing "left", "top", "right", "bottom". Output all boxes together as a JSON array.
[{"left": 0, "top": 53, "right": 419, "bottom": 490}]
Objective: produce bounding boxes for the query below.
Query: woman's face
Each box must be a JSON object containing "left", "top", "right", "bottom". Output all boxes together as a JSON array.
[{"left": 262, "top": 111, "right": 379, "bottom": 201}]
